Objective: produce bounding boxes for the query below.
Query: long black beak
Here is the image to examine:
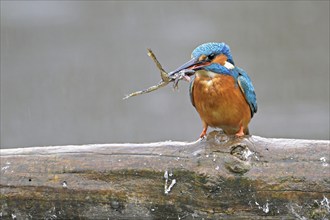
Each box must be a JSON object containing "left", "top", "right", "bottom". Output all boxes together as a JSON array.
[{"left": 168, "top": 57, "right": 201, "bottom": 77}]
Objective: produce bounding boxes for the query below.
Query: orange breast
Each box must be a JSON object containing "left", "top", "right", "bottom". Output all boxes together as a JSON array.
[{"left": 192, "top": 71, "right": 251, "bottom": 135}]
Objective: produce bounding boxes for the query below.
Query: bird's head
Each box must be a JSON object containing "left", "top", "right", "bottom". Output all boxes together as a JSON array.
[{"left": 169, "top": 42, "right": 235, "bottom": 77}]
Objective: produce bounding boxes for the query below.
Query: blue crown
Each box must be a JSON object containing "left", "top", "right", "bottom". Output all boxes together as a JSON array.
[{"left": 191, "top": 42, "right": 234, "bottom": 65}]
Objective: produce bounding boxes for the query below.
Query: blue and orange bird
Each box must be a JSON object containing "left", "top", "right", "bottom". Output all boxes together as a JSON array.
[{"left": 169, "top": 42, "right": 257, "bottom": 138}]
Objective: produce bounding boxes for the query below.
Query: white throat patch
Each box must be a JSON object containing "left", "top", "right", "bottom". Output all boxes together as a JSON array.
[{"left": 224, "top": 61, "right": 235, "bottom": 69}]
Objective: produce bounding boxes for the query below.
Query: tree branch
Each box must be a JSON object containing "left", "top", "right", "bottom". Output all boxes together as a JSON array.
[{"left": 1, "top": 131, "right": 329, "bottom": 219}]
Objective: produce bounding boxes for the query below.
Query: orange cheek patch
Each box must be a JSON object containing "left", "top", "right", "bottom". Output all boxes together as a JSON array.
[
  {"left": 212, "top": 54, "right": 227, "bottom": 65},
  {"left": 198, "top": 55, "right": 207, "bottom": 61}
]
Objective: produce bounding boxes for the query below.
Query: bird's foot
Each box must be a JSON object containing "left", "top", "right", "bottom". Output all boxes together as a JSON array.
[
  {"left": 199, "top": 127, "right": 208, "bottom": 139},
  {"left": 195, "top": 136, "right": 206, "bottom": 143},
  {"left": 235, "top": 125, "right": 245, "bottom": 138}
]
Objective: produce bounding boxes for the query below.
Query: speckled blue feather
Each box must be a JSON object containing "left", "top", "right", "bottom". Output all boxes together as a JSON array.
[{"left": 191, "top": 42, "right": 235, "bottom": 65}]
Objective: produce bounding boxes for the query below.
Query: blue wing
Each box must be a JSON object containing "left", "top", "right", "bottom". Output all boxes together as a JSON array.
[{"left": 235, "top": 67, "right": 258, "bottom": 117}]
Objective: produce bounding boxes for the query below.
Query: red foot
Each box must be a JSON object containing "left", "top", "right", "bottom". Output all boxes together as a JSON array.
[
  {"left": 235, "top": 125, "right": 245, "bottom": 137},
  {"left": 199, "top": 125, "right": 208, "bottom": 138}
]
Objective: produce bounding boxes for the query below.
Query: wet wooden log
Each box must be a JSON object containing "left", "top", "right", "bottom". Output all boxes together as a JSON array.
[{"left": 1, "top": 131, "right": 329, "bottom": 219}]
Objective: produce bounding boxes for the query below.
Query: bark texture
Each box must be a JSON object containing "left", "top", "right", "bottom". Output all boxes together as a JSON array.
[{"left": 1, "top": 131, "right": 329, "bottom": 219}]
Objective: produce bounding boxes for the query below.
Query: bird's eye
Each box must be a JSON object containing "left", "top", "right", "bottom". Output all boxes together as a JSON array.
[{"left": 207, "top": 53, "right": 215, "bottom": 60}]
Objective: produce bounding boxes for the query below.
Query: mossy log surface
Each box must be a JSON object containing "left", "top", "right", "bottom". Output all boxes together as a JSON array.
[{"left": 1, "top": 131, "right": 330, "bottom": 219}]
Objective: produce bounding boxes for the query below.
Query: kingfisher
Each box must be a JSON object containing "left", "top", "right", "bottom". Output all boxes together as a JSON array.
[{"left": 169, "top": 42, "right": 257, "bottom": 138}]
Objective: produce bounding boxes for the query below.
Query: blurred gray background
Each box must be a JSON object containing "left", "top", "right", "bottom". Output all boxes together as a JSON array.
[{"left": 1, "top": 1, "right": 329, "bottom": 148}]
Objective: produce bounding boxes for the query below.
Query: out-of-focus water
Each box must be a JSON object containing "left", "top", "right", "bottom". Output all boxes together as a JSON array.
[{"left": 1, "top": 2, "right": 329, "bottom": 148}]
